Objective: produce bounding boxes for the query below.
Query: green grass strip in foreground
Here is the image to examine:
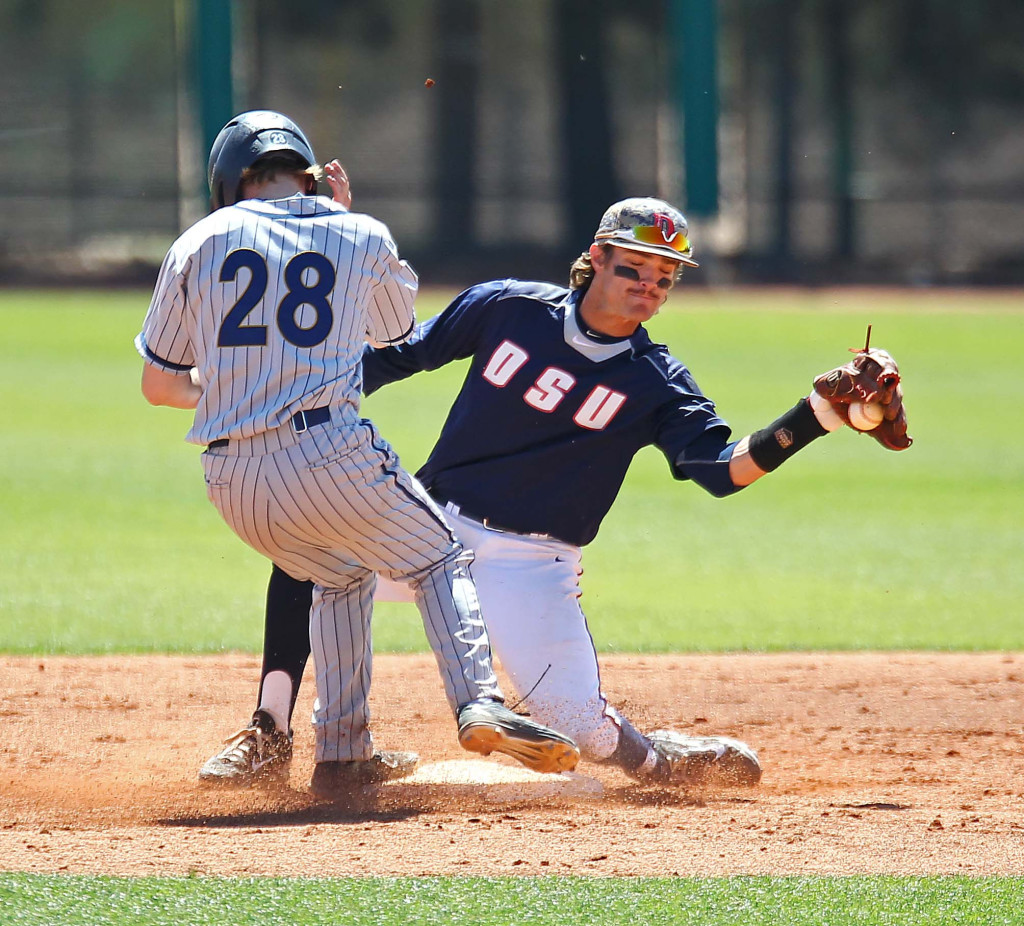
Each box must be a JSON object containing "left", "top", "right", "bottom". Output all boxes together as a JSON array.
[{"left": 2, "top": 873, "right": 1023, "bottom": 925}]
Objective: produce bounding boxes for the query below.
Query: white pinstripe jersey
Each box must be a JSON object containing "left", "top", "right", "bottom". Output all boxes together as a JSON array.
[{"left": 135, "top": 194, "right": 417, "bottom": 446}]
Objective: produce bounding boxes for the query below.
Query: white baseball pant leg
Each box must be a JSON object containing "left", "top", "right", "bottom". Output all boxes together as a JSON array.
[{"left": 377, "top": 507, "right": 624, "bottom": 761}]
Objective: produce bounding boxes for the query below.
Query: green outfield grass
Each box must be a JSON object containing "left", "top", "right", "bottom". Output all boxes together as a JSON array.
[
  {"left": 0, "top": 287, "right": 1020, "bottom": 653},
  {"left": 3, "top": 873, "right": 1024, "bottom": 926}
]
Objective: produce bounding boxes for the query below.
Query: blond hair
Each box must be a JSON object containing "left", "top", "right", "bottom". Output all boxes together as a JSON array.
[{"left": 568, "top": 246, "right": 604, "bottom": 290}]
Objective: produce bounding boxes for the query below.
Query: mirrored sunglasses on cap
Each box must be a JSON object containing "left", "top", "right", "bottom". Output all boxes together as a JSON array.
[
  {"left": 625, "top": 223, "right": 691, "bottom": 253},
  {"left": 595, "top": 221, "right": 698, "bottom": 266}
]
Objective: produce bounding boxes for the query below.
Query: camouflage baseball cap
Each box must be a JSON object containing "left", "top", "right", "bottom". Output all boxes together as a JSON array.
[{"left": 593, "top": 197, "right": 699, "bottom": 267}]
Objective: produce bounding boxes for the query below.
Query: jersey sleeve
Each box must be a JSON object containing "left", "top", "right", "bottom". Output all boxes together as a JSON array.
[
  {"left": 651, "top": 362, "right": 742, "bottom": 497},
  {"left": 671, "top": 431, "right": 743, "bottom": 497},
  {"left": 364, "top": 231, "right": 418, "bottom": 346},
  {"left": 134, "top": 244, "right": 195, "bottom": 373},
  {"left": 361, "top": 280, "right": 505, "bottom": 395}
]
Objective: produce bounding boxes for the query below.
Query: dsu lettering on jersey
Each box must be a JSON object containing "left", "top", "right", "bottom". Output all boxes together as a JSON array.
[
  {"left": 362, "top": 279, "right": 729, "bottom": 546},
  {"left": 482, "top": 339, "right": 626, "bottom": 430}
]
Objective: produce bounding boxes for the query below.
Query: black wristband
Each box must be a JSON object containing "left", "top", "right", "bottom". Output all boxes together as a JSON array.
[{"left": 746, "top": 398, "right": 827, "bottom": 473}]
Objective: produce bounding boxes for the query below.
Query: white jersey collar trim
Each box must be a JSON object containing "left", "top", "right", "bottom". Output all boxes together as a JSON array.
[
  {"left": 236, "top": 194, "right": 343, "bottom": 217},
  {"left": 562, "top": 300, "right": 634, "bottom": 362}
]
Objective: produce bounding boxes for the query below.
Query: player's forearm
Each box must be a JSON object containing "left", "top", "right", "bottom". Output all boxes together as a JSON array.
[
  {"left": 678, "top": 395, "right": 843, "bottom": 496},
  {"left": 727, "top": 435, "right": 766, "bottom": 487},
  {"left": 140, "top": 364, "right": 202, "bottom": 409},
  {"left": 361, "top": 311, "right": 467, "bottom": 394},
  {"left": 742, "top": 395, "right": 842, "bottom": 477},
  {"left": 361, "top": 341, "right": 430, "bottom": 395}
]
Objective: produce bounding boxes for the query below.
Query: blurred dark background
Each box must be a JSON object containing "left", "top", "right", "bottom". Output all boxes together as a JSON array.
[{"left": 2, "top": 0, "right": 1023, "bottom": 287}]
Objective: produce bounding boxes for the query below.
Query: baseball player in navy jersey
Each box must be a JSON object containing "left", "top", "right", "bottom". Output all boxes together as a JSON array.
[
  {"left": 136, "top": 110, "right": 579, "bottom": 798},
  {"left": 202, "top": 190, "right": 909, "bottom": 787}
]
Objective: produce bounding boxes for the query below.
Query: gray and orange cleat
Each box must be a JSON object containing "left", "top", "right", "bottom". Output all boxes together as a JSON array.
[
  {"left": 198, "top": 709, "right": 293, "bottom": 787},
  {"left": 639, "top": 729, "right": 762, "bottom": 787},
  {"left": 457, "top": 697, "right": 580, "bottom": 774}
]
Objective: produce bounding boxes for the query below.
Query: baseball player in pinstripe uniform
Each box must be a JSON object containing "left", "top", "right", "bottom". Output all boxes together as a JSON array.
[
  {"left": 136, "top": 110, "right": 579, "bottom": 798},
  {"left": 202, "top": 189, "right": 909, "bottom": 789}
]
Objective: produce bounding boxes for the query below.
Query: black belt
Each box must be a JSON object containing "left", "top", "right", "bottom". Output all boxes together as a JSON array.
[
  {"left": 207, "top": 406, "right": 332, "bottom": 450},
  {"left": 430, "top": 490, "right": 523, "bottom": 535}
]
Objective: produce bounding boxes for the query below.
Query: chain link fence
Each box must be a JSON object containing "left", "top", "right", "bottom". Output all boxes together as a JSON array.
[{"left": 2, "top": 0, "right": 1022, "bottom": 286}]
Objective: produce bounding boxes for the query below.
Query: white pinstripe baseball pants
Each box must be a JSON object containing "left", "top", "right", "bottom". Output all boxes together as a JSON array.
[{"left": 202, "top": 410, "right": 503, "bottom": 761}]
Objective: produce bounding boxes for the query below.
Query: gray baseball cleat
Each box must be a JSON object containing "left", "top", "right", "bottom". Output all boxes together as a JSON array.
[
  {"left": 641, "top": 730, "right": 762, "bottom": 786},
  {"left": 457, "top": 697, "right": 580, "bottom": 774},
  {"left": 310, "top": 751, "right": 420, "bottom": 798},
  {"left": 198, "top": 709, "right": 293, "bottom": 786}
]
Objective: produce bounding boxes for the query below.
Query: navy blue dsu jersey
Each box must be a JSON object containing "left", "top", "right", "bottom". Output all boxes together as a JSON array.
[{"left": 362, "top": 279, "right": 733, "bottom": 546}]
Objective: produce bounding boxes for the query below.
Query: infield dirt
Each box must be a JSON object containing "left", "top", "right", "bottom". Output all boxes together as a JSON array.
[{"left": 2, "top": 653, "right": 1022, "bottom": 877}]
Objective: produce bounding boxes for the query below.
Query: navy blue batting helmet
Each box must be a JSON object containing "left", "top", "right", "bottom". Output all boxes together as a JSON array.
[{"left": 207, "top": 110, "right": 317, "bottom": 210}]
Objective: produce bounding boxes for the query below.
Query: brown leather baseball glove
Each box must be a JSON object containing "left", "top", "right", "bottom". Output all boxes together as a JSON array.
[{"left": 813, "top": 347, "right": 912, "bottom": 450}]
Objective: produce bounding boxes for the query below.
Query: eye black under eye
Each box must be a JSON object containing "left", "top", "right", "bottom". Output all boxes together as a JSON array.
[{"left": 613, "top": 265, "right": 641, "bottom": 281}]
